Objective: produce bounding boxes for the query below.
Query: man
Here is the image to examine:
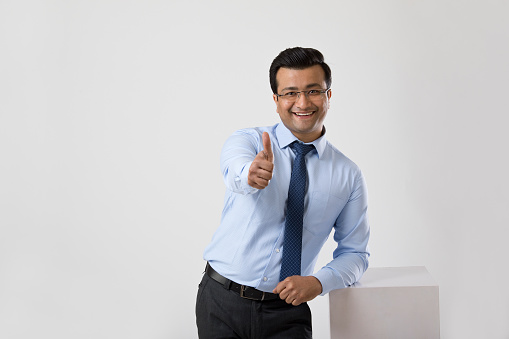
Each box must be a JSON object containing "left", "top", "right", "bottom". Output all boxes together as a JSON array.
[{"left": 196, "top": 47, "right": 370, "bottom": 338}]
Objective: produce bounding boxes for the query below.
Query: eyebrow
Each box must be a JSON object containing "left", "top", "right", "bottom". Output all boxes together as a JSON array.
[{"left": 280, "top": 83, "right": 324, "bottom": 92}]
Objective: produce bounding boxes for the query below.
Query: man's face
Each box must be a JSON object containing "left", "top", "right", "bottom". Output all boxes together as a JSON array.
[{"left": 273, "top": 65, "right": 332, "bottom": 143}]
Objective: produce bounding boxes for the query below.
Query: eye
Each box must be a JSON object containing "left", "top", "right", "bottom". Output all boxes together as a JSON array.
[
  {"left": 308, "top": 90, "right": 320, "bottom": 95},
  {"left": 284, "top": 92, "right": 298, "bottom": 97}
]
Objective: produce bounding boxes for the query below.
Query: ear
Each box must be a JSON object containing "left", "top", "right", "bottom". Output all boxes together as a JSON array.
[
  {"left": 326, "top": 89, "right": 332, "bottom": 109},
  {"left": 273, "top": 94, "right": 280, "bottom": 114}
]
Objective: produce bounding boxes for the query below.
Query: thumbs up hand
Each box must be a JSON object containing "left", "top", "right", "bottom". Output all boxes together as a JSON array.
[{"left": 247, "top": 132, "right": 274, "bottom": 189}]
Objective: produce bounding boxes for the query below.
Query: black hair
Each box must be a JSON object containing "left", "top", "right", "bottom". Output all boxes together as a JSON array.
[{"left": 269, "top": 47, "right": 332, "bottom": 94}]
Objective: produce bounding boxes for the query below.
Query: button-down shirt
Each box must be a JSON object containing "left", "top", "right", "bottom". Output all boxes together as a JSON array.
[{"left": 203, "top": 123, "right": 370, "bottom": 295}]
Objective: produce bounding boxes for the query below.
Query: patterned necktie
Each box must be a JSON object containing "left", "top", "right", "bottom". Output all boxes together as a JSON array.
[{"left": 279, "top": 141, "right": 315, "bottom": 281}]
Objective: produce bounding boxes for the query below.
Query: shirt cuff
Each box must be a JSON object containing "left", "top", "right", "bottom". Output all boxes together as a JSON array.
[
  {"left": 313, "top": 267, "right": 347, "bottom": 296},
  {"left": 235, "top": 161, "right": 258, "bottom": 195}
]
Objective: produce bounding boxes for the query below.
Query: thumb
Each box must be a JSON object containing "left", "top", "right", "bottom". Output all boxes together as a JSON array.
[{"left": 262, "top": 132, "right": 273, "bottom": 161}]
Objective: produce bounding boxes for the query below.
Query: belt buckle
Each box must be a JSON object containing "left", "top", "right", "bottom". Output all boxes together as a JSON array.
[{"left": 240, "top": 285, "right": 265, "bottom": 301}]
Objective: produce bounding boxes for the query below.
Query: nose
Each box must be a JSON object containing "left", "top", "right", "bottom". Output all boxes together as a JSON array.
[{"left": 295, "top": 91, "right": 312, "bottom": 107}]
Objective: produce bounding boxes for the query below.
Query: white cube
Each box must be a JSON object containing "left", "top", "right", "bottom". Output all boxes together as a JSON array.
[{"left": 329, "top": 266, "right": 440, "bottom": 339}]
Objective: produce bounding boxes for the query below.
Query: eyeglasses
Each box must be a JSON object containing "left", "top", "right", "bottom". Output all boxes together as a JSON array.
[{"left": 275, "top": 88, "right": 330, "bottom": 102}]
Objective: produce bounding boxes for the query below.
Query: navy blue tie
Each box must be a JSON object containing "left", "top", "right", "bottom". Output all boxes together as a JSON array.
[{"left": 279, "top": 142, "right": 315, "bottom": 281}]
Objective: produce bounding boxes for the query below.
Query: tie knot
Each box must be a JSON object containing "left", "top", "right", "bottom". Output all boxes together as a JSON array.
[{"left": 292, "top": 142, "right": 315, "bottom": 156}]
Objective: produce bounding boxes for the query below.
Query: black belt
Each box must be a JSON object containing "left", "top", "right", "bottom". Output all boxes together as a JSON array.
[{"left": 205, "top": 263, "right": 279, "bottom": 301}]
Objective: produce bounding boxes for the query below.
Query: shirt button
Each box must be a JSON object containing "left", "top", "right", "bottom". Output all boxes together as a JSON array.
[
  {"left": 263, "top": 277, "right": 268, "bottom": 281},
  {"left": 275, "top": 248, "right": 280, "bottom": 253}
]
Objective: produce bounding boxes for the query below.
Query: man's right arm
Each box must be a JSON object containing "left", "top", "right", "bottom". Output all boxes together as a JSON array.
[{"left": 220, "top": 130, "right": 274, "bottom": 194}]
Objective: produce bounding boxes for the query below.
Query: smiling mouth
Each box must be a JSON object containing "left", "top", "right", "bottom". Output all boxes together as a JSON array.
[{"left": 293, "top": 111, "right": 314, "bottom": 116}]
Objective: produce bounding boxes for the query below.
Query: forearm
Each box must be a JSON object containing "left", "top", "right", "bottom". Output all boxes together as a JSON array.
[
  {"left": 220, "top": 131, "right": 260, "bottom": 195},
  {"left": 313, "top": 252, "right": 369, "bottom": 295},
  {"left": 222, "top": 159, "right": 258, "bottom": 194}
]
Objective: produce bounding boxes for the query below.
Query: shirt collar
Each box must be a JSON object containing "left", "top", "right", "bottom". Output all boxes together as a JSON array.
[{"left": 275, "top": 123, "right": 327, "bottom": 158}]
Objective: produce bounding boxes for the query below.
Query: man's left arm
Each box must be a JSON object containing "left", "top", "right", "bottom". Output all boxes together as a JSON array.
[
  {"left": 313, "top": 170, "right": 370, "bottom": 295},
  {"left": 273, "top": 170, "right": 370, "bottom": 304}
]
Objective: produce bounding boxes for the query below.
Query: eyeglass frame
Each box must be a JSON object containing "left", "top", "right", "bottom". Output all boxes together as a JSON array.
[{"left": 274, "top": 88, "right": 331, "bottom": 102}]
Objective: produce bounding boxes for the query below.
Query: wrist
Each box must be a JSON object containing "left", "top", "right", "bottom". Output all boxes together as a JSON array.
[{"left": 310, "top": 276, "right": 323, "bottom": 295}]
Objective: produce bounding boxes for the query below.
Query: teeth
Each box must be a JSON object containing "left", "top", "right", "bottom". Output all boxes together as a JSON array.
[{"left": 294, "top": 112, "right": 313, "bottom": 116}]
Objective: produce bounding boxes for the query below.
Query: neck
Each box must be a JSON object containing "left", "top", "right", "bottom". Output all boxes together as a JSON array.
[{"left": 292, "top": 127, "right": 325, "bottom": 143}]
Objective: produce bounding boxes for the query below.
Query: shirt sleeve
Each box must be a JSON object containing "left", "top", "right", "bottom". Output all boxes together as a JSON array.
[
  {"left": 313, "top": 170, "right": 370, "bottom": 295},
  {"left": 220, "top": 129, "right": 261, "bottom": 195}
]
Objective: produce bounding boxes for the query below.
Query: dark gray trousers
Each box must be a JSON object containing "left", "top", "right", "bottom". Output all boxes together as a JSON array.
[{"left": 196, "top": 273, "right": 312, "bottom": 339}]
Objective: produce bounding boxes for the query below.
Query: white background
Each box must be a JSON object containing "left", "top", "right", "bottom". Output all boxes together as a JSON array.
[{"left": 1, "top": 1, "right": 508, "bottom": 338}]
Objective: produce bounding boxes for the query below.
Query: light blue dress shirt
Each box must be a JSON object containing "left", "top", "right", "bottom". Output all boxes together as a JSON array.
[{"left": 203, "top": 123, "right": 370, "bottom": 295}]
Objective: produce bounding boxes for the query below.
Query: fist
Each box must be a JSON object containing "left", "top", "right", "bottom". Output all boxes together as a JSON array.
[
  {"left": 273, "top": 276, "right": 323, "bottom": 306},
  {"left": 247, "top": 132, "right": 274, "bottom": 189}
]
